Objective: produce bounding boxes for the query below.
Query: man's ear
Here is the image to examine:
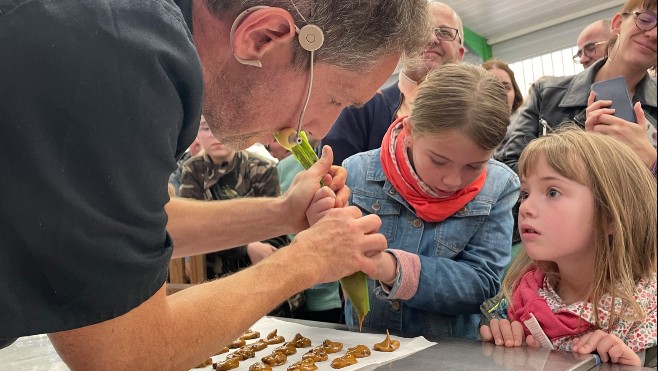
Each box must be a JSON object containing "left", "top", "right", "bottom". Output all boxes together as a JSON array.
[
  {"left": 231, "top": 8, "right": 297, "bottom": 67},
  {"left": 457, "top": 46, "right": 466, "bottom": 62}
]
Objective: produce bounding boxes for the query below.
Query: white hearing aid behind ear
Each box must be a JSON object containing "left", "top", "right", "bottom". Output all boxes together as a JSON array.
[
  {"left": 229, "top": 6, "right": 326, "bottom": 69},
  {"left": 297, "top": 24, "right": 324, "bottom": 52},
  {"left": 229, "top": 6, "right": 271, "bottom": 68},
  {"left": 280, "top": 2, "right": 325, "bottom": 144}
]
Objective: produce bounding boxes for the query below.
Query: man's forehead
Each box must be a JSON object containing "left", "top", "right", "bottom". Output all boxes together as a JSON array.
[
  {"left": 578, "top": 24, "right": 606, "bottom": 44},
  {"left": 332, "top": 78, "right": 369, "bottom": 107},
  {"left": 329, "top": 63, "right": 397, "bottom": 106},
  {"left": 431, "top": 6, "right": 457, "bottom": 27}
]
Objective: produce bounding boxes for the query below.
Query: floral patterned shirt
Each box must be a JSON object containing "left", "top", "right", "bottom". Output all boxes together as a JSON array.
[{"left": 538, "top": 273, "right": 657, "bottom": 352}]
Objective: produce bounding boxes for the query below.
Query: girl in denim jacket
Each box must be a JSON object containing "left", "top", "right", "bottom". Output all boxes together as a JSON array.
[
  {"left": 332, "top": 64, "right": 520, "bottom": 339},
  {"left": 480, "top": 129, "right": 657, "bottom": 366}
]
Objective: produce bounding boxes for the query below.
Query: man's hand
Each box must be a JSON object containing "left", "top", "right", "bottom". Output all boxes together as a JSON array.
[
  {"left": 480, "top": 319, "right": 529, "bottom": 347},
  {"left": 585, "top": 91, "right": 657, "bottom": 167},
  {"left": 572, "top": 330, "right": 641, "bottom": 366},
  {"left": 283, "top": 146, "right": 350, "bottom": 233},
  {"left": 289, "top": 206, "right": 387, "bottom": 283},
  {"left": 246, "top": 242, "right": 277, "bottom": 264}
]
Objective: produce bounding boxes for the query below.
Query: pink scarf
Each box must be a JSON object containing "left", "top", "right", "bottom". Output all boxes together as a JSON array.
[
  {"left": 380, "top": 117, "right": 486, "bottom": 222},
  {"left": 509, "top": 268, "right": 594, "bottom": 341}
]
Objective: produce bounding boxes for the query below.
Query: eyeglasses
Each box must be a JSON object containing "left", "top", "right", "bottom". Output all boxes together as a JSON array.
[
  {"left": 434, "top": 26, "right": 462, "bottom": 44},
  {"left": 622, "top": 11, "right": 657, "bottom": 31},
  {"left": 572, "top": 41, "right": 608, "bottom": 63}
]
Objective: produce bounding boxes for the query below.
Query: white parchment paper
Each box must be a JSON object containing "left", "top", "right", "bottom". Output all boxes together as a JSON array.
[{"left": 193, "top": 316, "right": 436, "bottom": 371}]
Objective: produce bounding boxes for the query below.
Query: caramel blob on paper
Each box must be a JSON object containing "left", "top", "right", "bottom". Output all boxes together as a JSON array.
[
  {"left": 193, "top": 358, "right": 212, "bottom": 368},
  {"left": 290, "top": 333, "right": 312, "bottom": 348},
  {"left": 320, "top": 339, "right": 343, "bottom": 354},
  {"left": 287, "top": 358, "right": 318, "bottom": 371},
  {"left": 240, "top": 329, "right": 261, "bottom": 340},
  {"left": 265, "top": 329, "right": 285, "bottom": 345},
  {"left": 346, "top": 344, "right": 371, "bottom": 358},
  {"left": 213, "top": 357, "right": 239, "bottom": 371},
  {"left": 248, "top": 362, "right": 273, "bottom": 371},
  {"left": 330, "top": 354, "right": 358, "bottom": 369},
  {"left": 373, "top": 329, "right": 400, "bottom": 352}
]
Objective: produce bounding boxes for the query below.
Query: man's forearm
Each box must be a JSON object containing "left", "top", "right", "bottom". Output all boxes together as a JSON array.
[
  {"left": 166, "top": 197, "right": 292, "bottom": 258},
  {"left": 50, "top": 243, "right": 318, "bottom": 370}
]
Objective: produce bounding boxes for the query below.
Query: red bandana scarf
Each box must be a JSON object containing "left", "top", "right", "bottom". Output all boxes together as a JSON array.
[
  {"left": 508, "top": 268, "right": 594, "bottom": 341},
  {"left": 380, "top": 117, "right": 486, "bottom": 222}
]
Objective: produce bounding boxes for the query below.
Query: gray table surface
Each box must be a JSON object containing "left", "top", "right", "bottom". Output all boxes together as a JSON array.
[
  {"left": 0, "top": 318, "right": 653, "bottom": 371},
  {"left": 284, "top": 318, "right": 654, "bottom": 371}
]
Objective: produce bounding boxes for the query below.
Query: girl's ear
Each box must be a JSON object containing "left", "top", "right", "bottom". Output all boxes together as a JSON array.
[{"left": 402, "top": 118, "right": 414, "bottom": 147}]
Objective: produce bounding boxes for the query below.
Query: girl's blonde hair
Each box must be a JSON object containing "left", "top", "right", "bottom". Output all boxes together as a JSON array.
[
  {"left": 409, "top": 63, "right": 510, "bottom": 150},
  {"left": 504, "top": 128, "right": 657, "bottom": 329}
]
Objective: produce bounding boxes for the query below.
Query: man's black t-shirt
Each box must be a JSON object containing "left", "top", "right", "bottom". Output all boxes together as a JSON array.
[{"left": 0, "top": 0, "right": 203, "bottom": 339}]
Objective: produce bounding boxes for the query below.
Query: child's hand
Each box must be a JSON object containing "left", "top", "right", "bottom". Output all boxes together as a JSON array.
[
  {"left": 571, "top": 330, "right": 641, "bottom": 366},
  {"left": 480, "top": 319, "right": 527, "bottom": 347},
  {"left": 246, "top": 242, "right": 277, "bottom": 264},
  {"left": 306, "top": 186, "right": 337, "bottom": 226}
]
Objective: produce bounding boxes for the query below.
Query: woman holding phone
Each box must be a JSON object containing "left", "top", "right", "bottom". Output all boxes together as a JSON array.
[{"left": 498, "top": 0, "right": 657, "bottom": 176}]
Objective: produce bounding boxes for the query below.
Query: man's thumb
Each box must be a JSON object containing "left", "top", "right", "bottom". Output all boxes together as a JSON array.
[{"left": 310, "top": 145, "right": 333, "bottom": 176}]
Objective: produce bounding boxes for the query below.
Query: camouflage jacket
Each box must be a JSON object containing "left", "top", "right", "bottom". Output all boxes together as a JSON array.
[
  {"left": 179, "top": 150, "right": 280, "bottom": 201},
  {"left": 179, "top": 150, "right": 289, "bottom": 278}
]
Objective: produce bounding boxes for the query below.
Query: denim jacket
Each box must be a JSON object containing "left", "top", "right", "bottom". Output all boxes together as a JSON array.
[{"left": 343, "top": 149, "right": 520, "bottom": 339}]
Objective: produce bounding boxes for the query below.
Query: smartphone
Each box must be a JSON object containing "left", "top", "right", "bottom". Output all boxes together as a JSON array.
[{"left": 591, "top": 76, "right": 637, "bottom": 123}]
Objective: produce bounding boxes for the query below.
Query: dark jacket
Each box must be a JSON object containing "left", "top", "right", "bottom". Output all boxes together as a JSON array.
[
  {"left": 321, "top": 82, "right": 402, "bottom": 166},
  {"left": 497, "top": 58, "right": 657, "bottom": 173}
]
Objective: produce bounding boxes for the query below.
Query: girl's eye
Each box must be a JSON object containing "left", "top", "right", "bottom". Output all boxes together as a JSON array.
[
  {"left": 519, "top": 190, "right": 529, "bottom": 202},
  {"left": 432, "top": 160, "right": 447, "bottom": 166},
  {"left": 547, "top": 188, "right": 561, "bottom": 198}
]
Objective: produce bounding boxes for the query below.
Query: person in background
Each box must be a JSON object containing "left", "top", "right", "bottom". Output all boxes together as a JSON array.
[
  {"left": 480, "top": 129, "right": 656, "bottom": 367},
  {"left": 321, "top": 1, "right": 465, "bottom": 166},
  {"left": 498, "top": 0, "right": 657, "bottom": 176},
  {"left": 264, "top": 140, "right": 292, "bottom": 162},
  {"left": 483, "top": 59, "right": 525, "bottom": 252},
  {"left": 482, "top": 58, "right": 524, "bottom": 120},
  {"left": 330, "top": 64, "right": 520, "bottom": 339},
  {"left": 574, "top": 19, "right": 613, "bottom": 69},
  {"left": 269, "top": 141, "right": 301, "bottom": 193},
  {"left": 0, "top": 0, "right": 433, "bottom": 368},
  {"left": 169, "top": 137, "right": 202, "bottom": 196},
  {"left": 484, "top": 58, "right": 524, "bottom": 160},
  {"left": 178, "top": 115, "right": 288, "bottom": 279}
]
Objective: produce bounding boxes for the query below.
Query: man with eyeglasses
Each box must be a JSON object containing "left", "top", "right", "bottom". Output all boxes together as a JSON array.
[
  {"left": 322, "top": 1, "right": 465, "bottom": 167},
  {"left": 498, "top": 2, "right": 656, "bottom": 178},
  {"left": 574, "top": 19, "right": 613, "bottom": 68}
]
